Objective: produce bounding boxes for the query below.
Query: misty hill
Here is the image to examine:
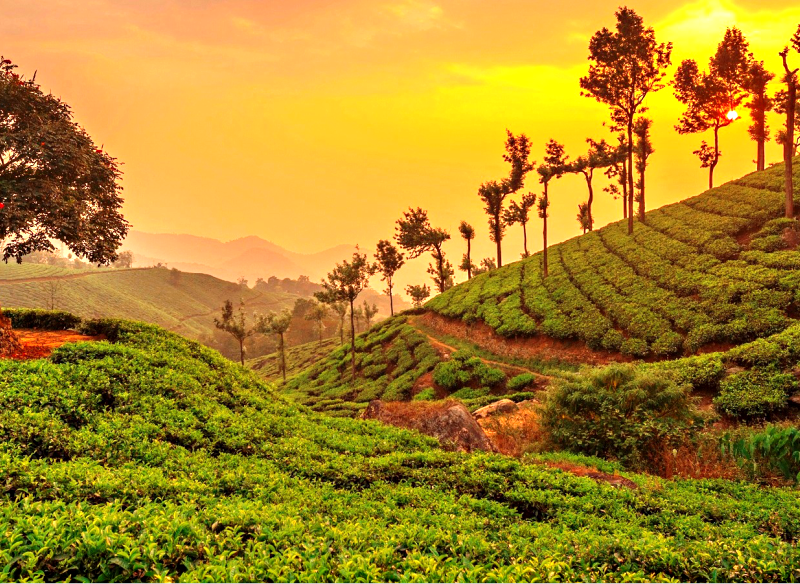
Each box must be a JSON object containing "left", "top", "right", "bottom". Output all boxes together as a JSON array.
[{"left": 124, "top": 230, "right": 357, "bottom": 283}]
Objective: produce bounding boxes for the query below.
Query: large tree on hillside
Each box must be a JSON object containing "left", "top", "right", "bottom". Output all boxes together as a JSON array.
[
  {"left": 395, "top": 207, "right": 452, "bottom": 293},
  {"left": 634, "top": 117, "right": 654, "bottom": 221},
  {"left": 580, "top": 8, "right": 672, "bottom": 235},
  {"left": 374, "top": 239, "right": 404, "bottom": 316},
  {"left": 746, "top": 61, "right": 775, "bottom": 171},
  {"left": 214, "top": 300, "right": 255, "bottom": 366},
  {"left": 503, "top": 192, "right": 537, "bottom": 257},
  {"left": 537, "top": 140, "right": 568, "bottom": 278},
  {"left": 315, "top": 251, "right": 377, "bottom": 384},
  {"left": 778, "top": 26, "right": 800, "bottom": 219},
  {"left": 256, "top": 309, "right": 292, "bottom": 382},
  {"left": 406, "top": 284, "right": 431, "bottom": 308},
  {"left": 458, "top": 220, "right": 475, "bottom": 279},
  {"left": 570, "top": 138, "right": 615, "bottom": 230},
  {"left": 673, "top": 28, "right": 752, "bottom": 189}
]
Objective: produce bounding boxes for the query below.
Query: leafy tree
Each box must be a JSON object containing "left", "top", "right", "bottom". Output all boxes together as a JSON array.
[
  {"left": 775, "top": 88, "right": 800, "bottom": 158},
  {"left": 633, "top": 117, "right": 654, "bottom": 221},
  {"left": 214, "top": 299, "right": 255, "bottom": 366},
  {"left": 473, "top": 257, "right": 497, "bottom": 275},
  {"left": 331, "top": 301, "right": 348, "bottom": 345},
  {"left": 46, "top": 280, "right": 63, "bottom": 311},
  {"left": 673, "top": 28, "right": 751, "bottom": 189},
  {"left": 503, "top": 193, "right": 537, "bottom": 256},
  {"left": 779, "top": 26, "right": 800, "bottom": 218},
  {"left": 362, "top": 300, "right": 378, "bottom": 329},
  {"left": 577, "top": 202, "right": 592, "bottom": 234},
  {"left": 374, "top": 240, "right": 404, "bottom": 316},
  {"left": 570, "top": 139, "right": 614, "bottom": 230},
  {"left": 746, "top": 61, "right": 775, "bottom": 171},
  {"left": 113, "top": 251, "right": 134, "bottom": 269},
  {"left": 478, "top": 180, "right": 508, "bottom": 267},
  {"left": 458, "top": 220, "right": 475, "bottom": 279},
  {"left": 256, "top": 309, "right": 292, "bottom": 381},
  {"left": 537, "top": 140, "right": 568, "bottom": 277},
  {"left": 502, "top": 130, "right": 535, "bottom": 193},
  {"left": 395, "top": 207, "right": 452, "bottom": 293},
  {"left": 580, "top": 8, "right": 672, "bottom": 235},
  {"left": 315, "top": 251, "right": 377, "bottom": 383},
  {"left": 352, "top": 305, "right": 364, "bottom": 333},
  {"left": 304, "top": 301, "right": 329, "bottom": 347},
  {"left": 406, "top": 284, "right": 431, "bottom": 308}
]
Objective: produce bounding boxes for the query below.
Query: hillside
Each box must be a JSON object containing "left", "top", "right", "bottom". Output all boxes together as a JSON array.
[
  {"left": 2, "top": 317, "right": 800, "bottom": 581},
  {"left": 0, "top": 264, "right": 297, "bottom": 341},
  {"left": 247, "top": 337, "right": 340, "bottom": 382},
  {"left": 427, "top": 160, "right": 800, "bottom": 358}
]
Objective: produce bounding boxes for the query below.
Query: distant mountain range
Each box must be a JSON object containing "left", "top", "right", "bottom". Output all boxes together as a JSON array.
[{"left": 123, "top": 231, "right": 358, "bottom": 283}]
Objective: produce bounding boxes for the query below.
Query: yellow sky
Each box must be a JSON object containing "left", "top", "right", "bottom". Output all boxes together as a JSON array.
[{"left": 3, "top": 0, "right": 800, "bottom": 290}]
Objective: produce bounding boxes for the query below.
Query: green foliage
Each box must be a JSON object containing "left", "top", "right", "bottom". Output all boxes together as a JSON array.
[
  {"left": 714, "top": 368, "right": 797, "bottom": 418},
  {"left": 413, "top": 387, "right": 436, "bottom": 401},
  {"left": 722, "top": 424, "right": 800, "bottom": 482},
  {"left": 507, "top": 372, "right": 536, "bottom": 391},
  {"left": 432, "top": 351, "right": 506, "bottom": 391},
  {"left": 539, "top": 364, "right": 700, "bottom": 468},
  {"left": 2, "top": 307, "right": 81, "bottom": 330}
]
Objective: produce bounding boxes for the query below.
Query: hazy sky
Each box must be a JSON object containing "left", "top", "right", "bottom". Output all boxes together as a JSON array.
[{"left": 3, "top": 0, "right": 800, "bottom": 287}]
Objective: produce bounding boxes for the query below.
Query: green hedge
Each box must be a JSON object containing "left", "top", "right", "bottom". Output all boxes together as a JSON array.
[{"left": 2, "top": 308, "right": 82, "bottom": 330}]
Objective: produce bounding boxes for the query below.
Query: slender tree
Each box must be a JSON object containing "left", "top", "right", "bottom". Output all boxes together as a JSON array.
[
  {"left": 374, "top": 239, "right": 404, "bottom": 316},
  {"left": 537, "top": 140, "right": 568, "bottom": 277},
  {"left": 214, "top": 299, "right": 255, "bottom": 366},
  {"left": 304, "top": 301, "right": 329, "bottom": 347},
  {"left": 458, "top": 221, "right": 475, "bottom": 279},
  {"left": 406, "top": 284, "right": 431, "bottom": 308},
  {"left": 503, "top": 193, "right": 537, "bottom": 256},
  {"left": 746, "top": 61, "right": 775, "bottom": 171},
  {"left": 570, "top": 139, "right": 614, "bottom": 230},
  {"left": 580, "top": 7, "right": 672, "bottom": 235},
  {"left": 577, "top": 202, "right": 592, "bottom": 234},
  {"left": 473, "top": 257, "right": 497, "bottom": 275},
  {"left": 256, "top": 309, "right": 292, "bottom": 382},
  {"left": 779, "top": 27, "right": 800, "bottom": 218},
  {"left": 395, "top": 207, "right": 452, "bottom": 293},
  {"left": 674, "top": 28, "right": 752, "bottom": 189},
  {"left": 603, "top": 135, "right": 630, "bottom": 220},
  {"left": 315, "top": 252, "right": 377, "bottom": 384},
  {"left": 331, "top": 301, "right": 348, "bottom": 345},
  {"left": 362, "top": 301, "right": 378, "bottom": 329},
  {"left": 634, "top": 117, "right": 654, "bottom": 221},
  {"left": 478, "top": 180, "right": 508, "bottom": 267}
]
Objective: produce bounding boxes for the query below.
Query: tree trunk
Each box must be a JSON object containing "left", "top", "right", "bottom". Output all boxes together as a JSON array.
[
  {"left": 542, "top": 185, "right": 549, "bottom": 278},
  {"left": 388, "top": 281, "right": 394, "bottom": 316},
  {"left": 349, "top": 298, "right": 356, "bottom": 384},
  {"left": 339, "top": 316, "right": 344, "bottom": 345},
  {"left": 627, "top": 122, "right": 634, "bottom": 235},
  {"left": 522, "top": 222, "right": 528, "bottom": 256},
  {"left": 279, "top": 332, "right": 286, "bottom": 382},
  {"left": 786, "top": 73, "right": 796, "bottom": 218},
  {"left": 466, "top": 239, "right": 472, "bottom": 279},
  {"left": 239, "top": 339, "right": 244, "bottom": 367},
  {"left": 710, "top": 125, "right": 720, "bottom": 190},
  {"left": 757, "top": 137, "right": 765, "bottom": 172},
  {"left": 638, "top": 162, "right": 645, "bottom": 223},
  {"left": 495, "top": 219, "right": 502, "bottom": 268},
  {"left": 586, "top": 174, "right": 594, "bottom": 231}
]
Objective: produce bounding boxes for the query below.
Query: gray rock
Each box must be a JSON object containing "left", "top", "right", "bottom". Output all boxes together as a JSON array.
[{"left": 472, "top": 398, "right": 518, "bottom": 420}]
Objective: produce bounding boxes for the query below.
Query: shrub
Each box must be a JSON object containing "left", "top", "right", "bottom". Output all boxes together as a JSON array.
[
  {"left": 721, "top": 424, "right": 800, "bottom": 483},
  {"left": 4, "top": 308, "right": 82, "bottom": 331},
  {"left": 601, "top": 329, "right": 624, "bottom": 351},
  {"left": 703, "top": 237, "right": 740, "bottom": 260},
  {"left": 413, "top": 388, "right": 437, "bottom": 401},
  {"left": 714, "top": 368, "right": 797, "bottom": 418},
  {"left": 431, "top": 352, "right": 506, "bottom": 392},
  {"left": 507, "top": 373, "right": 536, "bottom": 391},
  {"left": 620, "top": 337, "right": 649, "bottom": 358},
  {"left": 539, "top": 364, "right": 700, "bottom": 469},
  {"left": 750, "top": 234, "right": 786, "bottom": 252},
  {"left": 653, "top": 354, "right": 725, "bottom": 391},
  {"left": 652, "top": 331, "right": 683, "bottom": 357}
]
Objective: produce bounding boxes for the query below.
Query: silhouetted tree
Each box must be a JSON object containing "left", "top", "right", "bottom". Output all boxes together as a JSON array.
[
  {"left": 537, "top": 140, "right": 568, "bottom": 277},
  {"left": 362, "top": 300, "right": 378, "bottom": 329},
  {"left": 674, "top": 28, "right": 751, "bottom": 189},
  {"left": 374, "top": 239, "right": 404, "bottom": 316},
  {"left": 570, "top": 139, "right": 614, "bottom": 230},
  {"left": 577, "top": 202, "right": 592, "bottom": 234},
  {"left": 406, "top": 284, "right": 431, "bottom": 308},
  {"left": 256, "top": 309, "right": 292, "bottom": 382},
  {"left": 746, "top": 61, "right": 775, "bottom": 171},
  {"left": 604, "top": 135, "right": 630, "bottom": 220},
  {"left": 473, "top": 257, "right": 497, "bottom": 276},
  {"left": 395, "top": 207, "right": 452, "bottom": 293},
  {"left": 634, "top": 117, "right": 654, "bottom": 221},
  {"left": 478, "top": 180, "right": 508, "bottom": 267},
  {"left": 580, "top": 7, "right": 672, "bottom": 235},
  {"left": 504, "top": 193, "right": 537, "bottom": 256},
  {"left": 458, "top": 221, "right": 475, "bottom": 279},
  {"left": 304, "top": 301, "right": 329, "bottom": 347},
  {"left": 214, "top": 299, "right": 255, "bottom": 366},
  {"left": 315, "top": 251, "right": 377, "bottom": 384},
  {"left": 779, "top": 27, "right": 800, "bottom": 218}
]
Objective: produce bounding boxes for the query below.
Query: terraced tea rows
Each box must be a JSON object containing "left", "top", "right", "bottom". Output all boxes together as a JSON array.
[{"left": 428, "top": 162, "right": 800, "bottom": 358}]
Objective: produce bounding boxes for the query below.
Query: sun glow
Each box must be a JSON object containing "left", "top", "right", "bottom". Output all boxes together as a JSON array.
[{"left": 726, "top": 109, "right": 739, "bottom": 121}]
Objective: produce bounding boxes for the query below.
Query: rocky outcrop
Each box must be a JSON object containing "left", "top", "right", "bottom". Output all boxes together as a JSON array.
[
  {"left": 472, "top": 399, "right": 518, "bottom": 420},
  {"left": 361, "top": 400, "right": 496, "bottom": 453}
]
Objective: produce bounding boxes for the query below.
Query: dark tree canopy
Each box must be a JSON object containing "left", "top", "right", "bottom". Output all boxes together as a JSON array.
[
  {"left": 406, "top": 284, "right": 431, "bottom": 308},
  {"left": 374, "top": 239, "right": 404, "bottom": 316},
  {"left": 458, "top": 220, "right": 475, "bottom": 279},
  {"left": 503, "top": 192, "right": 537, "bottom": 257},
  {"left": 537, "top": 140, "right": 568, "bottom": 278},
  {"left": 745, "top": 60, "right": 775, "bottom": 171},
  {"left": 214, "top": 300, "right": 255, "bottom": 366},
  {"left": 395, "top": 207, "right": 452, "bottom": 293},
  {"left": 0, "top": 57, "right": 128, "bottom": 264},
  {"left": 569, "top": 138, "right": 616, "bottom": 231}
]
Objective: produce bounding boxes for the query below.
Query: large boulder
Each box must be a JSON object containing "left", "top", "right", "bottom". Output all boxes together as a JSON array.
[
  {"left": 472, "top": 398, "right": 518, "bottom": 420},
  {"left": 361, "top": 399, "right": 496, "bottom": 453}
]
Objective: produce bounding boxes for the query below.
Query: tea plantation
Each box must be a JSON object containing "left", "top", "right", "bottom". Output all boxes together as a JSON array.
[
  {"left": 428, "top": 161, "right": 800, "bottom": 358},
  {"left": 4, "top": 318, "right": 800, "bottom": 581}
]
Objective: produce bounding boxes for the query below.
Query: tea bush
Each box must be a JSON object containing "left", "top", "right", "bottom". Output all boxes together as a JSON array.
[{"left": 714, "top": 368, "right": 797, "bottom": 418}]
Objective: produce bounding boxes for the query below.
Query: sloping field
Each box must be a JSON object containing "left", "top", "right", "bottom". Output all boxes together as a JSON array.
[
  {"left": 247, "top": 337, "right": 340, "bottom": 382},
  {"left": 427, "top": 161, "right": 800, "bottom": 358}
]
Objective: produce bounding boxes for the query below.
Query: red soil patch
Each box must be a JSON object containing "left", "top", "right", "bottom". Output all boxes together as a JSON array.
[
  {"left": 3, "top": 329, "right": 105, "bottom": 361},
  {"left": 416, "top": 312, "right": 628, "bottom": 366},
  {"left": 541, "top": 460, "right": 638, "bottom": 489}
]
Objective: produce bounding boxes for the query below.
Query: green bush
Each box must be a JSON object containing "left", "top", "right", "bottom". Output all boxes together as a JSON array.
[
  {"left": 722, "top": 424, "right": 800, "bottom": 482},
  {"left": 620, "top": 337, "right": 649, "bottom": 358},
  {"left": 507, "top": 372, "right": 536, "bottom": 391},
  {"left": 539, "top": 364, "right": 700, "bottom": 469},
  {"left": 3, "top": 308, "right": 82, "bottom": 330},
  {"left": 413, "top": 387, "right": 437, "bottom": 401},
  {"left": 652, "top": 331, "right": 683, "bottom": 357},
  {"left": 750, "top": 234, "right": 786, "bottom": 252},
  {"left": 431, "top": 351, "right": 506, "bottom": 393},
  {"left": 714, "top": 368, "right": 797, "bottom": 418}
]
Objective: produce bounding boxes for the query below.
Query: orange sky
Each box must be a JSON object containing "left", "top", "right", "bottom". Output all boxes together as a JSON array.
[{"left": 3, "top": 0, "right": 800, "bottom": 291}]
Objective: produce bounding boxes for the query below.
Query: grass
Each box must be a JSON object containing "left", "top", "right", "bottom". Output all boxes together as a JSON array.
[
  {"left": 3, "top": 316, "right": 800, "bottom": 581},
  {"left": 247, "top": 337, "right": 339, "bottom": 382},
  {"left": 427, "top": 159, "right": 800, "bottom": 358}
]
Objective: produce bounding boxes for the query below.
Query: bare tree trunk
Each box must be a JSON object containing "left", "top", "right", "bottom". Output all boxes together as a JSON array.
[
  {"left": 757, "top": 137, "right": 765, "bottom": 172},
  {"left": 349, "top": 298, "right": 356, "bottom": 384},
  {"left": 710, "top": 125, "right": 720, "bottom": 190},
  {"left": 495, "top": 220, "right": 502, "bottom": 268},
  {"left": 239, "top": 339, "right": 244, "bottom": 367},
  {"left": 638, "top": 162, "right": 645, "bottom": 223},
  {"left": 542, "top": 184, "right": 549, "bottom": 278},
  {"left": 388, "top": 281, "right": 394, "bottom": 316},
  {"left": 522, "top": 222, "right": 528, "bottom": 256},
  {"left": 627, "top": 122, "right": 634, "bottom": 235},
  {"left": 783, "top": 54, "right": 797, "bottom": 218},
  {"left": 466, "top": 239, "right": 472, "bottom": 279}
]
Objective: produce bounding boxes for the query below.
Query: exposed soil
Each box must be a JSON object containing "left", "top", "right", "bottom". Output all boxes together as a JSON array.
[
  {"left": 414, "top": 312, "right": 628, "bottom": 366},
  {"left": 3, "top": 329, "right": 105, "bottom": 360},
  {"left": 540, "top": 461, "right": 638, "bottom": 489}
]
